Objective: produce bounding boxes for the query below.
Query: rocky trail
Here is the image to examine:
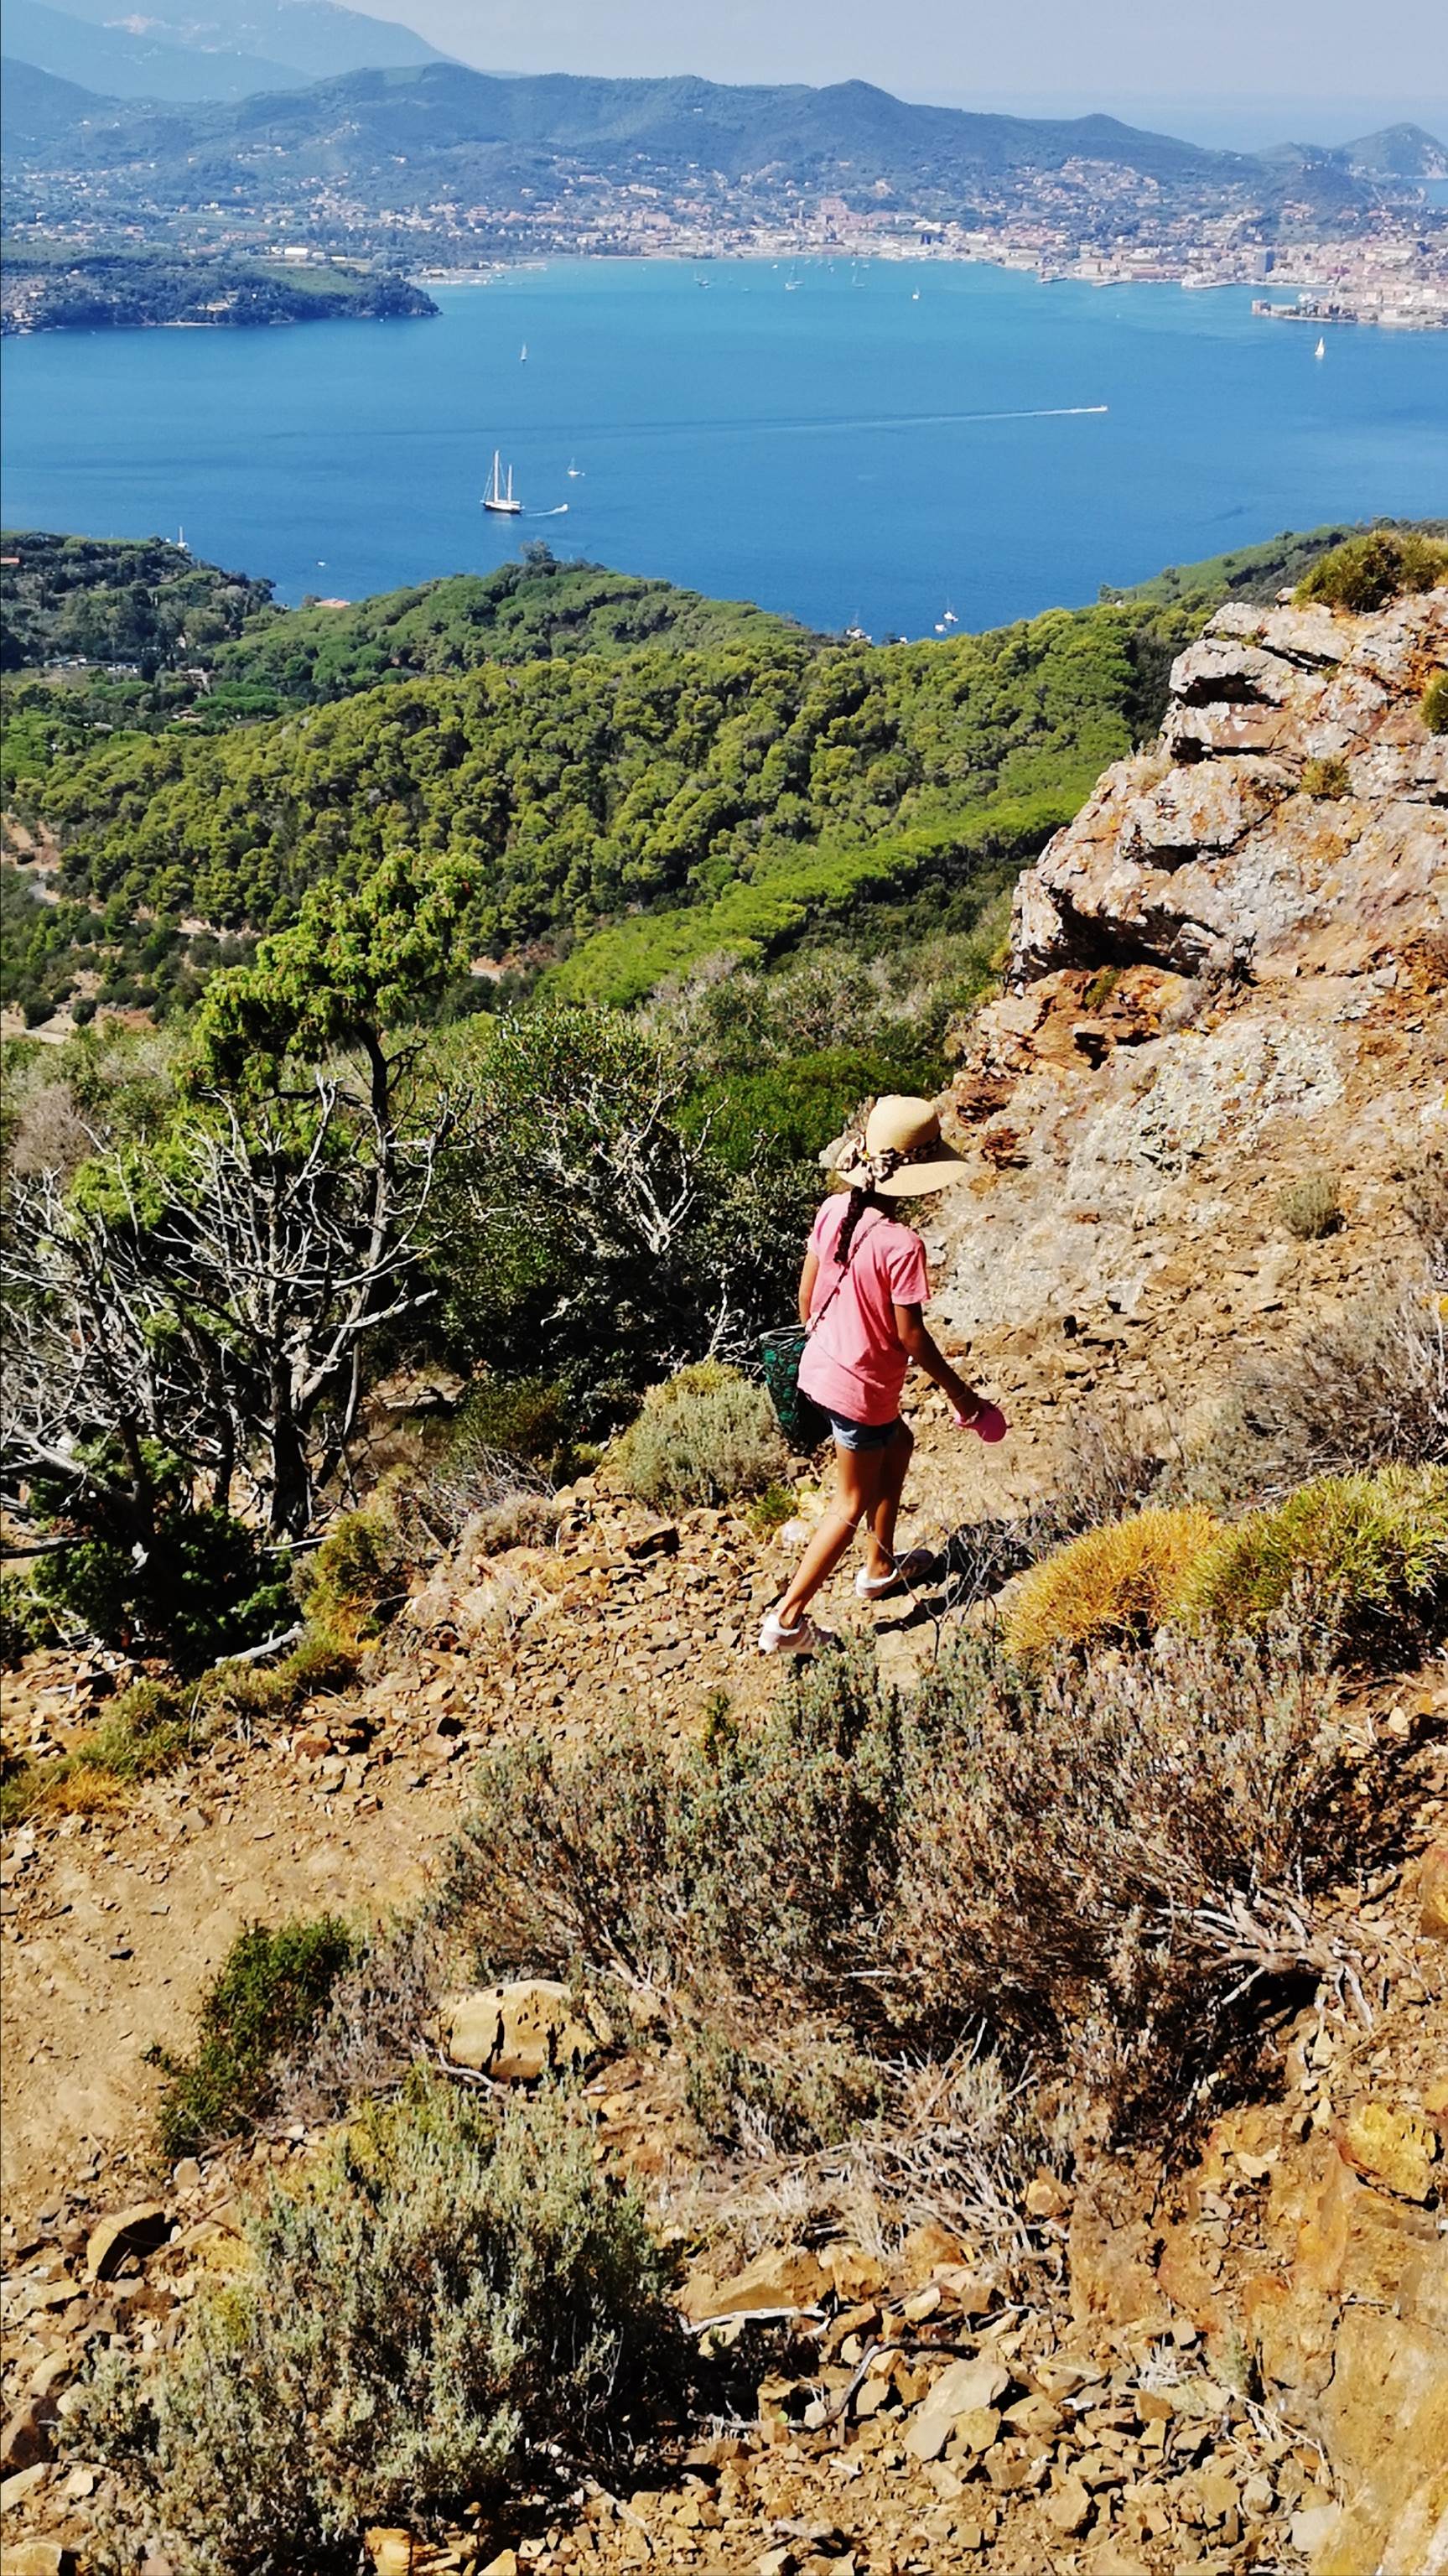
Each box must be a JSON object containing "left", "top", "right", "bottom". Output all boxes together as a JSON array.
[{"left": 2, "top": 578, "right": 1445, "bottom": 2573}]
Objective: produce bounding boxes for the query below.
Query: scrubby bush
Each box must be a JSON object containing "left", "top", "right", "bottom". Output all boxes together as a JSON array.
[
  {"left": 148, "top": 1916, "right": 358, "bottom": 2162},
  {"left": 439, "top": 1626, "right": 1372, "bottom": 2153},
  {"left": 611, "top": 1361, "right": 786, "bottom": 1509},
  {"left": 1277, "top": 1170, "right": 1342, "bottom": 1239},
  {"left": 1180, "top": 1468, "right": 1448, "bottom": 1645},
  {"left": 1423, "top": 671, "right": 1448, "bottom": 735},
  {"left": 1000, "top": 1507, "right": 1217, "bottom": 1661},
  {"left": 70, "top": 2082, "right": 682, "bottom": 2576},
  {"left": 893, "top": 1629, "right": 1351, "bottom": 2132},
  {"left": 1296, "top": 528, "right": 1448, "bottom": 613},
  {"left": 1300, "top": 756, "right": 1352, "bottom": 800},
  {"left": 1188, "top": 1275, "right": 1448, "bottom": 1504},
  {"left": 419, "top": 1375, "right": 568, "bottom": 1542},
  {"left": 1040, "top": 1396, "right": 1167, "bottom": 1537},
  {"left": 445, "top": 1647, "right": 900, "bottom": 2059}
]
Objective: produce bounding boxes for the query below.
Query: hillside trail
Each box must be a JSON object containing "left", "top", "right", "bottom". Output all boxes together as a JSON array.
[{"left": 0, "top": 1388, "right": 1035, "bottom": 2216}]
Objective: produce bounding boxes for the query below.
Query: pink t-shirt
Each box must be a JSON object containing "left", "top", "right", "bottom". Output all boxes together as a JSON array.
[{"left": 797, "top": 1194, "right": 930, "bottom": 1428}]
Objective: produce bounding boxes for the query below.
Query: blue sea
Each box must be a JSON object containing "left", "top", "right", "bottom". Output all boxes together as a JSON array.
[{"left": 2, "top": 257, "right": 1445, "bottom": 635}]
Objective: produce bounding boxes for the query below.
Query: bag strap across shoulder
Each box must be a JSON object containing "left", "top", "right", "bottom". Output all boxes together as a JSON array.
[{"left": 806, "top": 1210, "right": 885, "bottom": 1338}]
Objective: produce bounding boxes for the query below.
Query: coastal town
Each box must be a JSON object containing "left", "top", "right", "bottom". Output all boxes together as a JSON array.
[{"left": 6, "top": 59, "right": 1446, "bottom": 332}]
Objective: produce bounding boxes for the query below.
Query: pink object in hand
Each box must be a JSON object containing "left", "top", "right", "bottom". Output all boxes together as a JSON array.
[{"left": 956, "top": 1401, "right": 1008, "bottom": 1442}]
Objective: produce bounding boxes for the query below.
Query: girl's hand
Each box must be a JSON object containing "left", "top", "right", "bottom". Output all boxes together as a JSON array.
[{"left": 954, "top": 1400, "right": 1008, "bottom": 1443}]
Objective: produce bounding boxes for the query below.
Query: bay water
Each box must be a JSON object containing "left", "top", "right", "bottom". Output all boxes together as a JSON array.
[{"left": 2, "top": 256, "right": 1445, "bottom": 634}]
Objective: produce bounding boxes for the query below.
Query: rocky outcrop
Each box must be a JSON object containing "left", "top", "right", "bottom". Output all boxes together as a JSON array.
[
  {"left": 1012, "top": 590, "right": 1445, "bottom": 981},
  {"left": 935, "top": 588, "right": 1446, "bottom": 1412}
]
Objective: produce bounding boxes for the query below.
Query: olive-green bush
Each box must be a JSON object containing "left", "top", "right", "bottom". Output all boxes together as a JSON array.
[
  {"left": 70, "top": 2080, "right": 681, "bottom": 2576},
  {"left": 1277, "top": 1170, "right": 1342, "bottom": 1240},
  {"left": 611, "top": 1360, "right": 786, "bottom": 1508},
  {"left": 1179, "top": 1468, "right": 1448, "bottom": 1642},
  {"left": 1296, "top": 527, "right": 1448, "bottom": 613}
]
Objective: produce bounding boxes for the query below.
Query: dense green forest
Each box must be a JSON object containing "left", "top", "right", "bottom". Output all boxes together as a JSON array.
[
  {"left": 1, "top": 530, "right": 274, "bottom": 672},
  {"left": 10, "top": 596, "right": 1191, "bottom": 1019},
  {"left": 2, "top": 519, "right": 1430, "bottom": 1027},
  {"left": 1, "top": 246, "right": 438, "bottom": 335},
  {"left": 207, "top": 551, "right": 811, "bottom": 701}
]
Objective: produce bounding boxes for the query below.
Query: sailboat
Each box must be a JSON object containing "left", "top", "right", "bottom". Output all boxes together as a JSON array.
[
  {"left": 482, "top": 450, "right": 522, "bottom": 516},
  {"left": 1314, "top": 335, "right": 1326, "bottom": 359},
  {"left": 519, "top": 342, "right": 528, "bottom": 362},
  {"left": 566, "top": 459, "right": 584, "bottom": 479}
]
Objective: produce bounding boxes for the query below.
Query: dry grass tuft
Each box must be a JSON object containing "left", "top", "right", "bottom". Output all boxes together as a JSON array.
[{"left": 1001, "top": 1507, "right": 1217, "bottom": 1661}]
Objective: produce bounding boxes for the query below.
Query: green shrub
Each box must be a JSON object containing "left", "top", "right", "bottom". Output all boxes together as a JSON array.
[
  {"left": 0, "top": 1569, "right": 63, "bottom": 1665},
  {"left": 1178, "top": 1468, "right": 1448, "bottom": 1643},
  {"left": 304, "top": 1506, "right": 409, "bottom": 1639},
  {"left": 148, "top": 1916, "right": 358, "bottom": 2163},
  {"left": 30, "top": 1497, "right": 292, "bottom": 1674},
  {"left": 611, "top": 1360, "right": 786, "bottom": 1509},
  {"left": 1277, "top": 1170, "right": 1342, "bottom": 1239},
  {"left": 70, "top": 2081, "right": 681, "bottom": 2575},
  {"left": 203, "top": 1626, "right": 359, "bottom": 1726},
  {"left": 1300, "top": 756, "right": 1351, "bottom": 800},
  {"left": 1296, "top": 528, "right": 1448, "bottom": 613},
  {"left": 747, "top": 1481, "right": 798, "bottom": 1538},
  {"left": 1423, "top": 671, "right": 1448, "bottom": 735}
]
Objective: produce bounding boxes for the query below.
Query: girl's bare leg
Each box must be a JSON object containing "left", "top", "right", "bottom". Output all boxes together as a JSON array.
[
  {"left": 776, "top": 1446, "right": 887, "bottom": 1626},
  {"left": 864, "top": 1421, "right": 915, "bottom": 1578}
]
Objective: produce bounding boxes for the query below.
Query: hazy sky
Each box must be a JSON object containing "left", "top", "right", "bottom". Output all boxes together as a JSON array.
[{"left": 371, "top": 0, "right": 1440, "bottom": 137}]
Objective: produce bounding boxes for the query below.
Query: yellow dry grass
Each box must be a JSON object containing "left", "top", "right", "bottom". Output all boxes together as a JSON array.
[{"left": 1003, "top": 1506, "right": 1219, "bottom": 1661}]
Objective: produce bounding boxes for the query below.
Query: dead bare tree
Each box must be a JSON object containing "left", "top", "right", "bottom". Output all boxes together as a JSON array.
[{"left": 1, "top": 1077, "right": 456, "bottom": 1545}]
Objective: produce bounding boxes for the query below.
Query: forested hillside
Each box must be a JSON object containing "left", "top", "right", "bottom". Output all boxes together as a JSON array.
[
  {"left": 1, "top": 530, "right": 272, "bottom": 671},
  {"left": 13, "top": 596, "right": 1193, "bottom": 1018},
  {"left": 4, "top": 519, "right": 1432, "bottom": 1027},
  {"left": 210, "top": 552, "right": 811, "bottom": 700}
]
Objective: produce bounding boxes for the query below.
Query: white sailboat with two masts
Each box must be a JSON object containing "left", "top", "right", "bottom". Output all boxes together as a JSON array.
[{"left": 482, "top": 449, "right": 522, "bottom": 515}]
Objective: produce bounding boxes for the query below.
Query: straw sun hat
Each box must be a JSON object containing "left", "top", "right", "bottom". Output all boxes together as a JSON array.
[{"left": 818, "top": 1094, "right": 970, "bottom": 1199}]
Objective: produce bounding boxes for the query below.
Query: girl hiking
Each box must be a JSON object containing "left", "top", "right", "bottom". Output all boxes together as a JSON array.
[{"left": 760, "top": 1095, "right": 1006, "bottom": 1657}]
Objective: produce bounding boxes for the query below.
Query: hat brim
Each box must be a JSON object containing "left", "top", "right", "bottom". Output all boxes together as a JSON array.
[
  {"left": 875, "top": 1151, "right": 971, "bottom": 1197},
  {"left": 817, "top": 1135, "right": 971, "bottom": 1195}
]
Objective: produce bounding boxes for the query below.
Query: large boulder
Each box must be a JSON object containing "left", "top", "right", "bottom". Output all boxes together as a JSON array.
[{"left": 444, "top": 1979, "right": 611, "bottom": 2081}]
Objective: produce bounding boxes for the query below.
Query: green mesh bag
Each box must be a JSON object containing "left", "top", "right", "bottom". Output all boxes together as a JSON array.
[{"left": 760, "top": 1324, "right": 828, "bottom": 1450}]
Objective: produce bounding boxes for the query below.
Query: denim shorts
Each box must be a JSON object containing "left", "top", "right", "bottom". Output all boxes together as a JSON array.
[{"left": 825, "top": 1409, "right": 905, "bottom": 1452}]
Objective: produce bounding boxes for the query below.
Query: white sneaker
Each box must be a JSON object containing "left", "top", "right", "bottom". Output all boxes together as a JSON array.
[
  {"left": 759, "top": 1608, "right": 819, "bottom": 1656},
  {"left": 854, "top": 1549, "right": 933, "bottom": 1601}
]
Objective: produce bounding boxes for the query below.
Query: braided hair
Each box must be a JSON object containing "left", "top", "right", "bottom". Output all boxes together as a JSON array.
[{"left": 833, "top": 1182, "right": 887, "bottom": 1267}]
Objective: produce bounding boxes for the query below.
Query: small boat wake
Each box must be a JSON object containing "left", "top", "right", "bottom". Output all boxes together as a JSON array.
[{"left": 527, "top": 504, "right": 570, "bottom": 517}]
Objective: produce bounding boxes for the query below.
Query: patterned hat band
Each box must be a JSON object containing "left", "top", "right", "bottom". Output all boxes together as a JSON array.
[{"left": 833, "top": 1139, "right": 905, "bottom": 1191}]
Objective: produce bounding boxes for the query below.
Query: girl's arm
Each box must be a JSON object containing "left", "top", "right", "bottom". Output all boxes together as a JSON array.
[
  {"left": 797, "top": 1248, "right": 820, "bottom": 1328},
  {"left": 893, "top": 1301, "right": 987, "bottom": 1418}
]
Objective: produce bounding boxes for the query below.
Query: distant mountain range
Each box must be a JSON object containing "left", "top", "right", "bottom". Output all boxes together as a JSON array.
[
  {"left": 3, "top": 0, "right": 447, "bottom": 101},
  {"left": 1, "top": 52, "right": 1443, "bottom": 227}
]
